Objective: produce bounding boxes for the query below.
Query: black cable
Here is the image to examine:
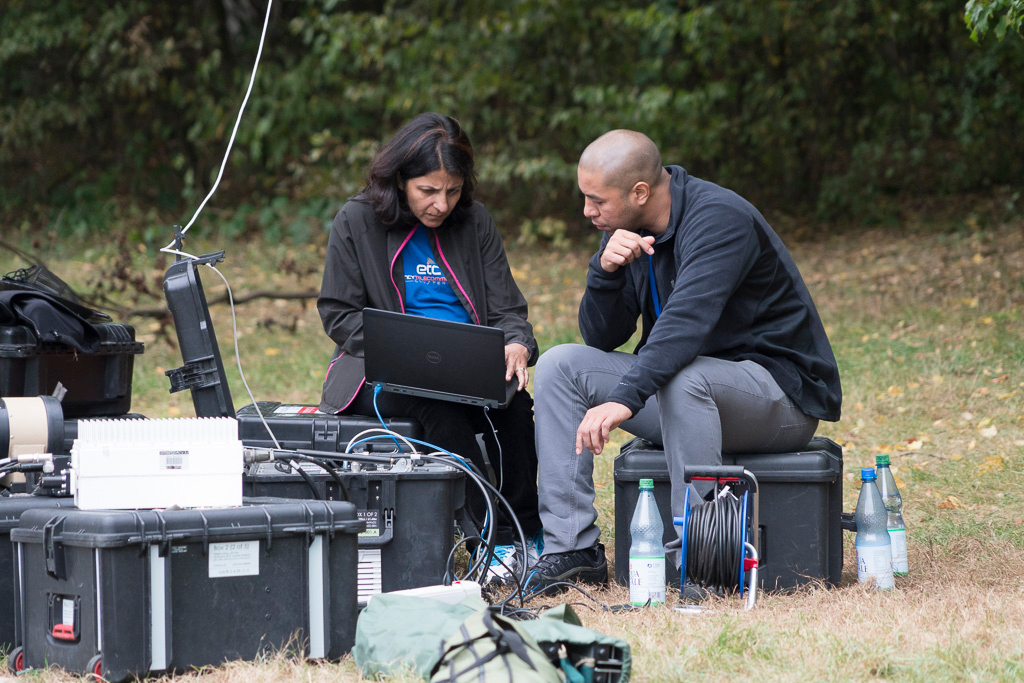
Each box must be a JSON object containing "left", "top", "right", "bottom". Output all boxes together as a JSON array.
[
  {"left": 286, "top": 453, "right": 350, "bottom": 502},
  {"left": 293, "top": 446, "right": 506, "bottom": 584},
  {"left": 287, "top": 459, "right": 323, "bottom": 501},
  {"left": 417, "top": 453, "right": 528, "bottom": 590},
  {"left": 518, "top": 581, "right": 614, "bottom": 611},
  {"left": 444, "top": 535, "right": 484, "bottom": 585},
  {"left": 685, "top": 493, "right": 745, "bottom": 591}
]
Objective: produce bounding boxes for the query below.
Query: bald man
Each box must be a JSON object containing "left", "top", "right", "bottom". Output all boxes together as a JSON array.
[{"left": 526, "top": 130, "right": 842, "bottom": 594}]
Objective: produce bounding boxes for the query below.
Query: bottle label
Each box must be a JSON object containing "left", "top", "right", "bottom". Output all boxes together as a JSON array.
[
  {"left": 629, "top": 556, "right": 666, "bottom": 605},
  {"left": 888, "top": 527, "right": 909, "bottom": 574},
  {"left": 856, "top": 544, "right": 894, "bottom": 589}
]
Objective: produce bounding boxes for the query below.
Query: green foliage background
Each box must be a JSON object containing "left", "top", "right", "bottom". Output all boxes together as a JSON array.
[{"left": 3, "top": 0, "right": 1024, "bottom": 239}]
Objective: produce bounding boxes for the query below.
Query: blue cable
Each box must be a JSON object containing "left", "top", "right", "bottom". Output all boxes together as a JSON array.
[
  {"left": 347, "top": 433, "right": 474, "bottom": 473},
  {"left": 346, "top": 432, "right": 495, "bottom": 575},
  {"left": 372, "top": 383, "right": 405, "bottom": 451},
  {"left": 648, "top": 252, "right": 661, "bottom": 319}
]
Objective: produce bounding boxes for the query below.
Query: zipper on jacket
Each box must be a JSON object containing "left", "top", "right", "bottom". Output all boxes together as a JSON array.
[{"left": 431, "top": 229, "right": 482, "bottom": 325}]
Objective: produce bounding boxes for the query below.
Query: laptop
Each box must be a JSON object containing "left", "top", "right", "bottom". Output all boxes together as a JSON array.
[{"left": 362, "top": 308, "right": 518, "bottom": 409}]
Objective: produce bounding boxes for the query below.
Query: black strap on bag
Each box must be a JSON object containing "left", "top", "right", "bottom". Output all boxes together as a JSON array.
[{"left": 429, "top": 608, "right": 539, "bottom": 683}]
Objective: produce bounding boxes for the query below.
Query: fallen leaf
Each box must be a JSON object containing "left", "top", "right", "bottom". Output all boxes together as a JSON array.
[
  {"left": 265, "top": 348, "right": 281, "bottom": 356},
  {"left": 888, "top": 385, "right": 903, "bottom": 396},
  {"left": 905, "top": 438, "right": 923, "bottom": 450},
  {"left": 980, "top": 425, "right": 998, "bottom": 439},
  {"left": 939, "top": 495, "right": 963, "bottom": 510},
  {"left": 979, "top": 456, "right": 1004, "bottom": 473}
]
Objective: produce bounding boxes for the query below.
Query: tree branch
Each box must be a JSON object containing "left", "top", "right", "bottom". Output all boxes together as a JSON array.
[{"left": 121, "top": 289, "right": 318, "bottom": 318}]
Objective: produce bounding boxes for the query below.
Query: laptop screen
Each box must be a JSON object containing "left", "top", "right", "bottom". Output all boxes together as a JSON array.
[{"left": 362, "top": 309, "right": 516, "bottom": 409}]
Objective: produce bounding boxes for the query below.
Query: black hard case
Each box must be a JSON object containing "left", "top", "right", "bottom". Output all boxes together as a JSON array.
[
  {"left": 1, "top": 495, "right": 78, "bottom": 653},
  {"left": 243, "top": 460, "right": 460, "bottom": 596},
  {"left": 0, "top": 323, "right": 143, "bottom": 418},
  {"left": 11, "top": 500, "right": 364, "bottom": 681},
  {"left": 236, "top": 401, "right": 422, "bottom": 452},
  {"left": 613, "top": 436, "right": 844, "bottom": 591}
]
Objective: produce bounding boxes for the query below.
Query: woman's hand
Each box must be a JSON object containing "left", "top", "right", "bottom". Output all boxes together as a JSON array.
[{"left": 504, "top": 342, "right": 531, "bottom": 390}]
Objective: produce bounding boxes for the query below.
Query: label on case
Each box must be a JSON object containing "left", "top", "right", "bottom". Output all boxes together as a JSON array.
[
  {"left": 629, "top": 556, "right": 666, "bottom": 605},
  {"left": 62, "top": 598, "right": 75, "bottom": 628},
  {"left": 160, "top": 450, "right": 188, "bottom": 470},
  {"left": 209, "top": 540, "right": 260, "bottom": 578},
  {"left": 889, "top": 527, "right": 909, "bottom": 574},
  {"left": 358, "top": 510, "right": 380, "bottom": 537},
  {"left": 856, "top": 544, "right": 894, "bottom": 589}
]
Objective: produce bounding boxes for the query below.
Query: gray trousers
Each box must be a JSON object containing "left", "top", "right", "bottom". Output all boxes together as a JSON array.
[{"left": 534, "top": 344, "right": 819, "bottom": 554}]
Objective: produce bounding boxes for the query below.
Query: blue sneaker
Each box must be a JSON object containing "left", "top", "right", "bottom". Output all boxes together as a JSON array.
[
  {"left": 483, "top": 543, "right": 519, "bottom": 585},
  {"left": 525, "top": 530, "right": 545, "bottom": 566}
]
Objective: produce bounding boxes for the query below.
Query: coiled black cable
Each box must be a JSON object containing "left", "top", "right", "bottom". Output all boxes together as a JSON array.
[{"left": 685, "top": 494, "right": 745, "bottom": 591}]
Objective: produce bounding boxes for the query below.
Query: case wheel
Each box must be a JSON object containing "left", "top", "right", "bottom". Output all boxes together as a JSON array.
[
  {"left": 8, "top": 647, "right": 25, "bottom": 673},
  {"left": 86, "top": 653, "right": 103, "bottom": 680}
]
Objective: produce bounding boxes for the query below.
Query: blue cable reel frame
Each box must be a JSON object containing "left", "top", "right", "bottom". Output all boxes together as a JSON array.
[{"left": 673, "top": 467, "right": 760, "bottom": 606}]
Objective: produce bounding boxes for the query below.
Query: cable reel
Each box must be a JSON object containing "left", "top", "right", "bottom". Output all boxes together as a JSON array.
[{"left": 673, "top": 466, "right": 761, "bottom": 610}]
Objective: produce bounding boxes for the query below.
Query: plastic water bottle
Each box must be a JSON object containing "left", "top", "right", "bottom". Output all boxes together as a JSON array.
[
  {"left": 875, "top": 454, "right": 908, "bottom": 575},
  {"left": 855, "top": 467, "right": 894, "bottom": 590},
  {"left": 629, "top": 478, "right": 666, "bottom": 605}
]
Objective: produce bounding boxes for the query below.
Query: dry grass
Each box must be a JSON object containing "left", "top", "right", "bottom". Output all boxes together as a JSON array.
[{"left": 4, "top": 199, "right": 1024, "bottom": 681}]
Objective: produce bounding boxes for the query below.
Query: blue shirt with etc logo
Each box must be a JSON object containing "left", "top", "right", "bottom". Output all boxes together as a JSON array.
[{"left": 402, "top": 226, "right": 473, "bottom": 323}]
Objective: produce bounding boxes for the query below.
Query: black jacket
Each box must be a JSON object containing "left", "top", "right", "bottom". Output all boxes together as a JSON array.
[
  {"left": 317, "top": 199, "right": 537, "bottom": 413},
  {"left": 580, "top": 166, "right": 842, "bottom": 421}
]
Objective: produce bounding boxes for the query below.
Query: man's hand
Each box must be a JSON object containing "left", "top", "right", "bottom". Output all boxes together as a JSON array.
[
  {"left": 599, "top": 230, "right": 656, "bottom": 273},
  {"left": 504, "top": 342, "right": 531, "bottom": 390},
  {"left": 576, "top": 401, "right": 633, "bottom": 455}
]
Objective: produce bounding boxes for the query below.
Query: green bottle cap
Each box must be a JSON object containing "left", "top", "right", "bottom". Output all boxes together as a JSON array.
[
  {"left": 876, "top": 454, "right": 891, "bottom": 466},
  {"left": 639, "top": 478, "right": 654, "bottom": 490}
]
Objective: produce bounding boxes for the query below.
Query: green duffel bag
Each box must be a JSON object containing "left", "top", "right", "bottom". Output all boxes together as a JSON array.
[
  {"left": 429, "top": 607, "right": 563, "bottom": 683},
  {"left": 353, "top": 594, "right": 488, "bottom": 678},
  {"left": 520, "top": 604, "right": 631, "bottom": 683}
]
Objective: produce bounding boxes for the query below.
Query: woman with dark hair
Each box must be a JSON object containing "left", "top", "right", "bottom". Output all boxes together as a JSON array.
[{"left": 317, "top": 113, "right": 542, "bottom": 584}]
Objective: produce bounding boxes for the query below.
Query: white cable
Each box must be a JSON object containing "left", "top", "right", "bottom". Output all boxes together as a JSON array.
[
  {"left": 203, "top": 263, "right": 281, "bottom": 450},
  {"left": 481, "top": 406, "right": 503, "bottom": 492},
  {"left": 345, "top": 428, "right": 416, "bottom": 455},
  {"left": 160, "top": 0, "right": 274, "bottom": 255}
]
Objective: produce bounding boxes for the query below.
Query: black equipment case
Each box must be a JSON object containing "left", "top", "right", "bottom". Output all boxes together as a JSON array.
[
  {"left": 243, "top": 459, "right": 461, "bottom": 600},
  {"left": 1, "top": 494, "right": 78, "bottom": 655},
  {"left": 9, "top": 500, "right": 364, "bottom": 681},
  {"left": 236, "top": 401, "right": 422, "bottom": 453},
  {"left": 613, "top": 436, "right": 843, "bottom": 591},
  {"left": 0, "top": 323, "right": 143, "bottom": 418}
]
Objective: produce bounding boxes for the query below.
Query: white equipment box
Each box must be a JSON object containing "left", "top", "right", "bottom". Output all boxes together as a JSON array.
[{"left": 71, "top": 417, "right": 242, "bottom": 509}]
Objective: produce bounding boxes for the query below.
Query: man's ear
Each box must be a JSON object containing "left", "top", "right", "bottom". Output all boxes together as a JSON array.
[{"left": 631, "top": 181, "right": 651, "bottom": 206}]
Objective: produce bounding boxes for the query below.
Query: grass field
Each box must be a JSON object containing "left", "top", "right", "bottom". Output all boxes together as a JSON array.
[{"left": 3, "top": 199, "right": 1023, "bottom": 681}]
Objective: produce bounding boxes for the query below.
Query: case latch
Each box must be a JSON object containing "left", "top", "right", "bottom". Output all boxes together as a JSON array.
[{"left": 43, "top": 516, "right": 67, "bottom": 580}]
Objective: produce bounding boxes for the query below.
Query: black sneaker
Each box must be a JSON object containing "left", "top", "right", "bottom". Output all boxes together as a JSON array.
[{"left": 524, "top": 544, "right": 608, "bottom": 596}]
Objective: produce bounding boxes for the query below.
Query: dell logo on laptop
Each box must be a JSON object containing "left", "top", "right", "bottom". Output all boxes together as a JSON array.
[{"left": 426, "top": 351, "right": 442, "bottom": 364}]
